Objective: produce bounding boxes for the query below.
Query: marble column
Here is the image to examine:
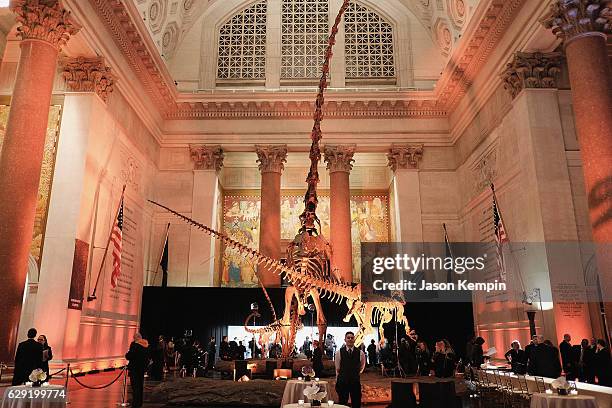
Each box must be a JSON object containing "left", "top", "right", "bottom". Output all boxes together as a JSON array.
[
  {"left": 387, "top": 145, "right": 424, "bottom": 242},
  {"left": 31, "top": 56, "right": 115, "bottom": 360},
  {"left": 543, "top": 1, "right": 612, "bottom": 325},
  {"left": 0, "top": 0, "right": 79, "bottom": 363},
  {"left": 324, "top": 145, "right": 355, "bottom": 282},
  {"left": 188, "top": 145, "right": 224, "bottom": 287},
  {"left": 256, "top": 145, "right": 287, "bottom": 287}
]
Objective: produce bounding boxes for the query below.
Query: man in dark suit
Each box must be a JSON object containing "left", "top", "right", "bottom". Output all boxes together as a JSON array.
[
  {"left": 126, "top": 332, "right": 149, "bottom": 408},
  {"left": 559, "top": 334, "right": 577, "bottom": 379},
  {"left": 335, "top": 331, "right": 366, "bottom": 408},
  {"left": 12, "top": 328, "right": 43, "bottom": 385}
]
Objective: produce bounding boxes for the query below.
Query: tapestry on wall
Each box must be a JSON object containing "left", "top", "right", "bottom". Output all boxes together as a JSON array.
[
  {"left": 0, "top": 105, "right": 62, "bottom": 273},
  {"left": 221, "top": 192, "right": 389, "bottom": 286}
]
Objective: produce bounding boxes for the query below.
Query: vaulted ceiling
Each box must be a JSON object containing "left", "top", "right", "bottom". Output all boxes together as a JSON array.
[{"left": 131, "top": 0, "right": 482, "bottom": 90}]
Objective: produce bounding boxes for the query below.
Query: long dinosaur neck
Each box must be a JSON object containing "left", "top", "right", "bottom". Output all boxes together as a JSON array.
[{"left": 299, "top": 0, "right": 351, "bottom": 234}]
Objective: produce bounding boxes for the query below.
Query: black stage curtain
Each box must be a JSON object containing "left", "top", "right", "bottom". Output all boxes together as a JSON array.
[{"left": 140, "top": 287, "right": 474, "bottom": 358}]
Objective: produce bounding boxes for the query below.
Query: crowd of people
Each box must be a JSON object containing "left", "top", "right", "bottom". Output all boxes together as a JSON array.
[{"left": 498, "top": 334, "right": 611, "bottom": 386}]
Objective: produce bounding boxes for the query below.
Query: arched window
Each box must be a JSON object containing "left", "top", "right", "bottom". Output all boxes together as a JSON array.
[
  {"left": 217, "top": 1, "right": 267, "bottom": 81},
  {"left": 344, "top": 2, "right": 395, "bottom": 81},
  {"left": 281, "top": 0, "right": 329, "bottom": 80}
]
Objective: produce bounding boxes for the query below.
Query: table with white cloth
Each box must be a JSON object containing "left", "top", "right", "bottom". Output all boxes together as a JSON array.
[
  {"left": 281, "top": 380, "right": 330, "bottom": 407},
  {"left": 283, "top": 404, "right": 349, "bottom": 408},
  {"left": 530, "top": 393, "right": 597, "bottom": 408},
  {"left": 1, "top": 385, "right": 66, "bottom": 408}
]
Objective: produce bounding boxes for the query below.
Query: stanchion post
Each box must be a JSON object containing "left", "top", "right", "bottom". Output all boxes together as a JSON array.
[
  {"left": 0, "top": 361, "right": 4, "bottom": 382},
  {"left": 118, "top": 367, "right": 129, "bottom": 407},
  {"left": 65, "top": 364, "right": 71, "bottom": 405}
]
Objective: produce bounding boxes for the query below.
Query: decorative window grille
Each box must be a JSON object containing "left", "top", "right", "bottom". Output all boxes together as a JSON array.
[
  {"left": 281, "top": 0, "right": 329, "bottom": 79},
  {"left": 344, "top": 2, "right": 395, "bottom": 79},
  {"left": 217, "top": 1, "right": 267, "bottom": 80}
]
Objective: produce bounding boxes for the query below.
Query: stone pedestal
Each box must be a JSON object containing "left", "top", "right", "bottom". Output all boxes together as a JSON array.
[
  {"left": 256, "top": 145, "right": 287, "bottom": 287},
  {"left": 324, "top": 145, "right": 355, "bottom": 282},
  {"left": 188, "top": 146, "right": 224, "bottom": 286},
  {"left": 0, "top": 1, "right": 78, "bottom": 363}
]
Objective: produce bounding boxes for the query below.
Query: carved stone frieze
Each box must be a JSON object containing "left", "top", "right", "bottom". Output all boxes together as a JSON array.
[
  {"left": 255, "top": 145, "right": 288, "bottom": 174},
  {"left": 501, "top": 52, "right": 564, "bottom": 99},
  {"left": 471, "top": 148, "right": 498, "bottom": 197},
  {"left": 323, "top": 145, "right": 356, "bottom": 173},
  {"left": 387, "top": 144, "right": 424, "bottom": 171},
  {"left": 189, "top": 145, "right": 224, "bottom": 171},
  {"left": 542, "top": 0, "right": 612, "bottom": 42},
  {"left": 11, "top": 0, "right": 80, "bottom": 50},
  {"left": 61, "top": 56, "right": 116, "bottom": 102}
]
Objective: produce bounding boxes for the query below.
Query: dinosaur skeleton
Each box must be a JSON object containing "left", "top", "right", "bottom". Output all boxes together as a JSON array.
[{"left": 148, "top": 0, "right": 409, "bottom": 358}]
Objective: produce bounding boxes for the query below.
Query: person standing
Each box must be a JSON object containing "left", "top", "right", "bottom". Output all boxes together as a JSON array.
[
  {"left": 125, "top": 333, "right": 149, "bottom": 408},
  {"left": 471, "top": 337, "right": 485, "bottom": 367},
  {"left": 504, "top": 340, "right": 527, "bottom": 374},
  {"left": 12, "top": 328, "right": 43, "bottom": 385},
  {"left": 593, "top": 339, "right": 611, "bottom": 387},
  {"left": 37, "top": 334, "right": 53, "bottom": 378},
  {"left": 220, "top": 336, "right": 232, "bottom": 360},
  {"left": 205, "top": 337, "right": 216, "bottom": 371},
  {"left": 150, "top": 335, "right": 165, "bottom": 381},
  {"left": 367, "top": 339, "right": 378, "bottom": 367},
  {"left": 559, "top": 334, "right": 576, "bottom": 379},
  {"left": 335, "top": 331, "right": 366, "bottom": 408},
  {"left": 312, "top": 340, "right": 324, "bottom": 377},
  {"left": 431, "top": 340, "right": 456, "bottom": 378},
  {"left": 416, "top": 340, "right": 431, "bottom": 376}
]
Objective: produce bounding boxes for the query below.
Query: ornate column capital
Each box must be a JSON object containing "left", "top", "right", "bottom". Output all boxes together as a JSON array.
[
  {"left": 10, "top": 0, "right": 80, "bottom": 50},
  {"left": 189, "top": 145, "right": 224, "bottom": 171},
  {"left": 542, "top": 0, "right": 612, "bottom": 43},
  {"left": 60, "top": 56, "right": 116, "bottom": 102},
  {"left": 323, "top": 144, "right": 356, "bottom": 173},
  {"left": 255, "top": 145, "right": 288, "bottom": 174},
  {"left": 387, "top": 144, "right": 424, "bottom": 171},
  {"left": 501, "top": 52, "right": 564, "bottom": 99}
]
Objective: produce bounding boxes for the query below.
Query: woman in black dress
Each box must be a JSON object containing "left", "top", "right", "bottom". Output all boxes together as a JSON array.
[
  {"left": 37, "top": 334, "right": 52, "bottom": 378},
  {"left": 504, "top": 340, "right": 527, "bottom": 374},
  {"left": 431, "top": 339, "right": 456, "bottom": 378}
]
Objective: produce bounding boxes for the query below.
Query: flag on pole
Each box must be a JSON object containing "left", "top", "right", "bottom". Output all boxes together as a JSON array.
[
  {"left": 160, "top": 236, "right": 169, "bottom": 288},
  {"left": 492, "top": 188, "right": 509, "bottom": 281},
  {"left": 110, "top": 197, "right": 124, "bottom": 288}
]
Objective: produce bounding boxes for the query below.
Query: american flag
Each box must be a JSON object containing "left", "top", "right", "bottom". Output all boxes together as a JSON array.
[
  {"left": 110, "top": 198, "right": 124, "bottom": 288},
  {"left": 493, "top": 193, "right": 509, "bottom": 281}
]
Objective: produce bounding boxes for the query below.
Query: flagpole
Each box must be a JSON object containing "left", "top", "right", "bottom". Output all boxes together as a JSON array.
[
  {"left": 87, "top": 185, "right": 126, "bottom": 302},
  {"left": 152, "top": 223, "right": 170, "bottom": 286},
  {"left": 491, "top": 184, "right": 537, "bottom": 327}
]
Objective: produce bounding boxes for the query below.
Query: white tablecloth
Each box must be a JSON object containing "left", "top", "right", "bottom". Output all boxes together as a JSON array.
[
  {"left": 281, "top": 380, "right": 329, "bottom": 406},
  {"left": 1, "top": 386, "right": 66, "bottom": 408},
  {"left": 283, "top": 404, "right": 349, "bottom": 408},
  {"left": 530, "top": 393, "right": 597, "bottom": 408}
]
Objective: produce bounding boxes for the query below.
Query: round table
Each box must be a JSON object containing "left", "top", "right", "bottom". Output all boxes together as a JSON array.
[
  {"left": 283, "top": 404, "right": 349, "bottom": 408},
  {"left": 281, "top": 380, "right": 330, "bottom": 406},
  {"left": 530, "top": 392, "right": 597, "bottom": 408},
  {"left": 1, "top": 385, "right": 66, "bottom": 408}
]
